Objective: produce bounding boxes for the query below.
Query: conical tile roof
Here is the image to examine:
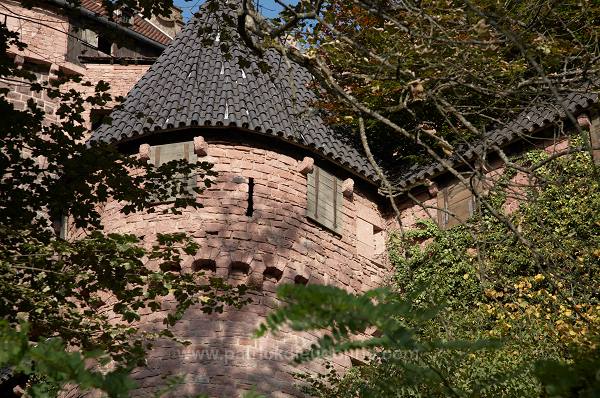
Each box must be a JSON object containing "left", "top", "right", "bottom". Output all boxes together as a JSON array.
[{"left": 91, "top": 0, "right": 378, "bottom": 182}]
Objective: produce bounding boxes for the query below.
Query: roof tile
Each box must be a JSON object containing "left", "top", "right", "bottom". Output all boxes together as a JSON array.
[
  {"left": 90, "top": 0, "right": 377, "bottom": 182},
  {"left": 80, "top": 0, "right": 171, "bottom": 45},
  {"left": 395, "top": 91, "right": 598, "bottom": 188}
]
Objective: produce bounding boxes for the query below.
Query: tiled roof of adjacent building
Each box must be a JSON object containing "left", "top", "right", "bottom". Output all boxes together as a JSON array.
[
  {"left": 80, "top": 0, "right": 172, "bottom": 45},
  {"left": 90, "top": 0, "right": 379, "bottom": 182},
  {"left": 395, "top": 91, "right": 598, "bottom": 189}
]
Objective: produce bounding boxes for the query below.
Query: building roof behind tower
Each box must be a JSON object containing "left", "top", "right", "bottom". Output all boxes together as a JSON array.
[{"left": 78, "top": 0, "right": 174, "bottom": 45}]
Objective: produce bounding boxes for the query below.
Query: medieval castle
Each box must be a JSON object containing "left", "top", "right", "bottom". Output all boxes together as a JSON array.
[{"left": 2, "top": 0, "right": 598, "bottom": 396}]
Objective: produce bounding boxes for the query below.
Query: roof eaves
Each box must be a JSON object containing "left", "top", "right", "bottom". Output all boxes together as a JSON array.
[
  {"left": 45, "top": 0, "right": 167, "bottom": 51},
  {"left": 395, "top": 92, "right": 599, "bottom": 190}
]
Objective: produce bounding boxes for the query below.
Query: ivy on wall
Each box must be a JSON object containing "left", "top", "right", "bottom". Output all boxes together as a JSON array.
[{"left": 275, "top": 142, "right": 600, "bottom": 397}]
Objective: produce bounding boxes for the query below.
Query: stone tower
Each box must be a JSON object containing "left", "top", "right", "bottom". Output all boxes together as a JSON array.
[{"left": 91, "top": 1, "right": 393, "bottom": 396}]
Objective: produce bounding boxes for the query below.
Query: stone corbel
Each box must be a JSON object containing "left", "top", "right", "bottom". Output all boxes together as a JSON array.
[
  {"left": 342, "top": 178, "right": 354, "bottom": 198},
  {"left": 194, "top": 136, "right": 208, "bottom": 156},
  {"left": 298, "top": 156, "right": 314, "bottom": 175},
  {"left": 139, "top": 143, "right": 151, "bottom": 162},
  {"left": 425, "top": 179, "right": 438, "bottom": 197},
  {"left": 13, "top": 54, "right": 24, "bottom": 69},
  {"left": 578, "top": 113, "right": 591, "bottom": 130},
  {"left": 48, "top": 63, "right": 60, "bottom": 83}
]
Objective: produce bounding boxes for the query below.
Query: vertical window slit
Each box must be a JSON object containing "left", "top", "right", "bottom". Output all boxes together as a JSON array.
[
  {"left": 314, "top": 167, "right": 320, "bottom": 218},
  {"left": 246, "top": 177, "right": 254, "bottom": 217}
]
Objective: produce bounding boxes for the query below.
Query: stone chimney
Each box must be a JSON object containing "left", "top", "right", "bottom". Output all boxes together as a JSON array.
[{"left": 148, "top": 6, "right": 184, "bottom": 38}]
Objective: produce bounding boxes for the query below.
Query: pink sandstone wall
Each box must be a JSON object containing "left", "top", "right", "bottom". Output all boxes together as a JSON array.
[
  {"left": 75, "top": 63, "right": 150, "bottom": 129},
  {"left": 96, "top": 138, "right": 392, "bottom": 397},
  {"left": 3, "top": 1, "right": 151, "bottom": 129},
  {"left": 1, "top": 1, "right": 68, "bottom": 124},
  {"left": 4, "top": 0, "right": 70, "bottom": 68},
  {"left": 1, "top": 62, "right": 59, "bottom": 123}
]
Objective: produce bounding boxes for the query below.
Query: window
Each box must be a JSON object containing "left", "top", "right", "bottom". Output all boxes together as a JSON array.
[
  {"left": 51, "top": 211, "right": 68, "bottom": 239},
  {"left": 306, "top": 165, "right": 344, "bottom": 234},
  {"left": 66, "top": 22, "right": 99, "bottom": 64},
  {"left": 97, "top": 35, "right": 112, "bottom": 55},
  {"left": 437, "top": 179, "right": 476, "bottom": 229},
  {"left": 356, "top": 204, "right": 385, "bottom": 264},
  {"left": 117, "top": 7, "right": 134, "bottom": 26},
  {"left": 246, "top": 177, "right": 254, "bottom": 217},
  {"left": 149, "top": 142, "right": 197, "bottom": 202},
  {"left": 590, "top": 112, "right": 600, "bottom": 165},
  {"left": 90, "top": 109, "right": 111, "bottom": 130}
]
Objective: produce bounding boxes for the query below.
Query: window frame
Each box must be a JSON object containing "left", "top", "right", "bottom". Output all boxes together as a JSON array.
[
  {"left": 148, "top": 141, "right": 198, "bottom": 204},
  {"left": 437, "top": 178, "right": 477, "bottom": 229},
  {"left": 306, "top": 165, "right": 344, "bottom": 235}
]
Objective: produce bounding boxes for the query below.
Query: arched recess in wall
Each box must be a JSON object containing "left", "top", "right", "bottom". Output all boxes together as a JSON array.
[
  {"left": 263, "top": 266, "right": 283, "bottom": 282},
  {"left": 192, "top": 259, "right": 217, "bottom": 273},
  {"left": 229, "top": 261, "right": 250, "bottom": 285}
]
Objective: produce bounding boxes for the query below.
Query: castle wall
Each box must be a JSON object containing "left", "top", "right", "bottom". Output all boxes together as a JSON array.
[
  {"left": 1, "top": 61, "right": 59, "bottom": 123},
  {"left": 396, "top": 134, "right": 574, "bottom": 230},
  {"left": 74, "top": 63, "right": 150, "bottom": 130},
  {"left": 2, "top": 0, "right": 154, "bottom": 129},
  {"left": 97, "top": 139, "right": 393, "bottom": 397},
  {"left": 4, "top": 0, "right": 70, "bottom": 68}
]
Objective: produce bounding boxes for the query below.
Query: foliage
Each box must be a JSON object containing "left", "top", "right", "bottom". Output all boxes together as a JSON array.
[
  {"left": 260, "top": 143, "right": 600, "bottom": 396},
  {"left": 0, "top": 12, "right": 249, "bottom": 397},
  {"left": 535, "top": 344, "right": 600, "bottom": 398},
  {"left": 0, "top": 321, "right": 135, "bottom": 398},
  {"left": 240, "top": 1, "right": 600, "bottom": 395},
  {"left": 292, "top": 0, "right": 600, "bottom": 170},
  {"left": 257, "top": 283, "right": 499, "bottom": 396}
]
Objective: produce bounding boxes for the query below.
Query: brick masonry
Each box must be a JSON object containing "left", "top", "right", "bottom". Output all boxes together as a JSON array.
[
  {"left": 4, "top": 0, "right": 70, "bottom": 69},
  {"left": 95, "top": 139, "right": 393, "bottom": 397},
  {"left": 75, "top": 63, "right": 151, "bottom": 129},
  {"left": 1, "top": 62, "right": 59, "bottom": 123},
  {"left": 2, "top": 0, "right": 151, "bottom": 129}
]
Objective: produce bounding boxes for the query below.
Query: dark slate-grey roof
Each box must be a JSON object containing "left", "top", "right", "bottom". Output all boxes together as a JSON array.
[
  {"left": 395, "top": 91, "right": 598, "bottom": 189},
  {"left": 90, "top": 0, "right": 378, "bottom": 182}
]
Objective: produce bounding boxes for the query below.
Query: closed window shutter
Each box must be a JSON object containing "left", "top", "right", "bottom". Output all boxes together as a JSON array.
[
  {"left": 150, "top": 142, "right": 197, "bottom": 202},
  {"left": 438, "top": 180, "right": 475, "bottom": 229},
  {"left": 67, "top": 21, "right": 99, "bottom": 64},
  {"left": 591, "top": 112, "right": 600, "bottom": 165},
  {"left": 307, "top": 166, "right": 343, "bottom": 234}
]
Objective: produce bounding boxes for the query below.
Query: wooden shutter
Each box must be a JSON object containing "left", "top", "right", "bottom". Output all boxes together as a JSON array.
[
  {"left": 52, "top": 211, "right": 68, "bottom": 239},
  {"left": 438, "top": 180, "right": 475, "bottom": 229},
  {"left": 307, "top": 166, "right": 343, "bottom": 234},
  {"left": 150, "top": 142, "right": 197, "bottom": 202},
  {"left": 591, "top": 112, "right": 600, "bottom": 166},
  {"left": 66, "top": 20, "right": 99, "bottom": 64}
]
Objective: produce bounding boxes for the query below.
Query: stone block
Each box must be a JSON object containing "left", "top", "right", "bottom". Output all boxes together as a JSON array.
[
  {"left": 297, "top": 156, "right": 314, "bottom": 175},
  {"left": 342, "top": 178, "right": 354, "bottom": 197},
  {"left": 139, "top": 143, "right": 151, "bottom": 162},
  {"left": 194, "top": 135, "right": 209, "bottom": 156}
]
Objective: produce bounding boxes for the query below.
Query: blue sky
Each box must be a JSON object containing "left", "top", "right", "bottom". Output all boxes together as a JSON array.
[{"left": 174, "top": 0, "right": 295, "bottom": 21}]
